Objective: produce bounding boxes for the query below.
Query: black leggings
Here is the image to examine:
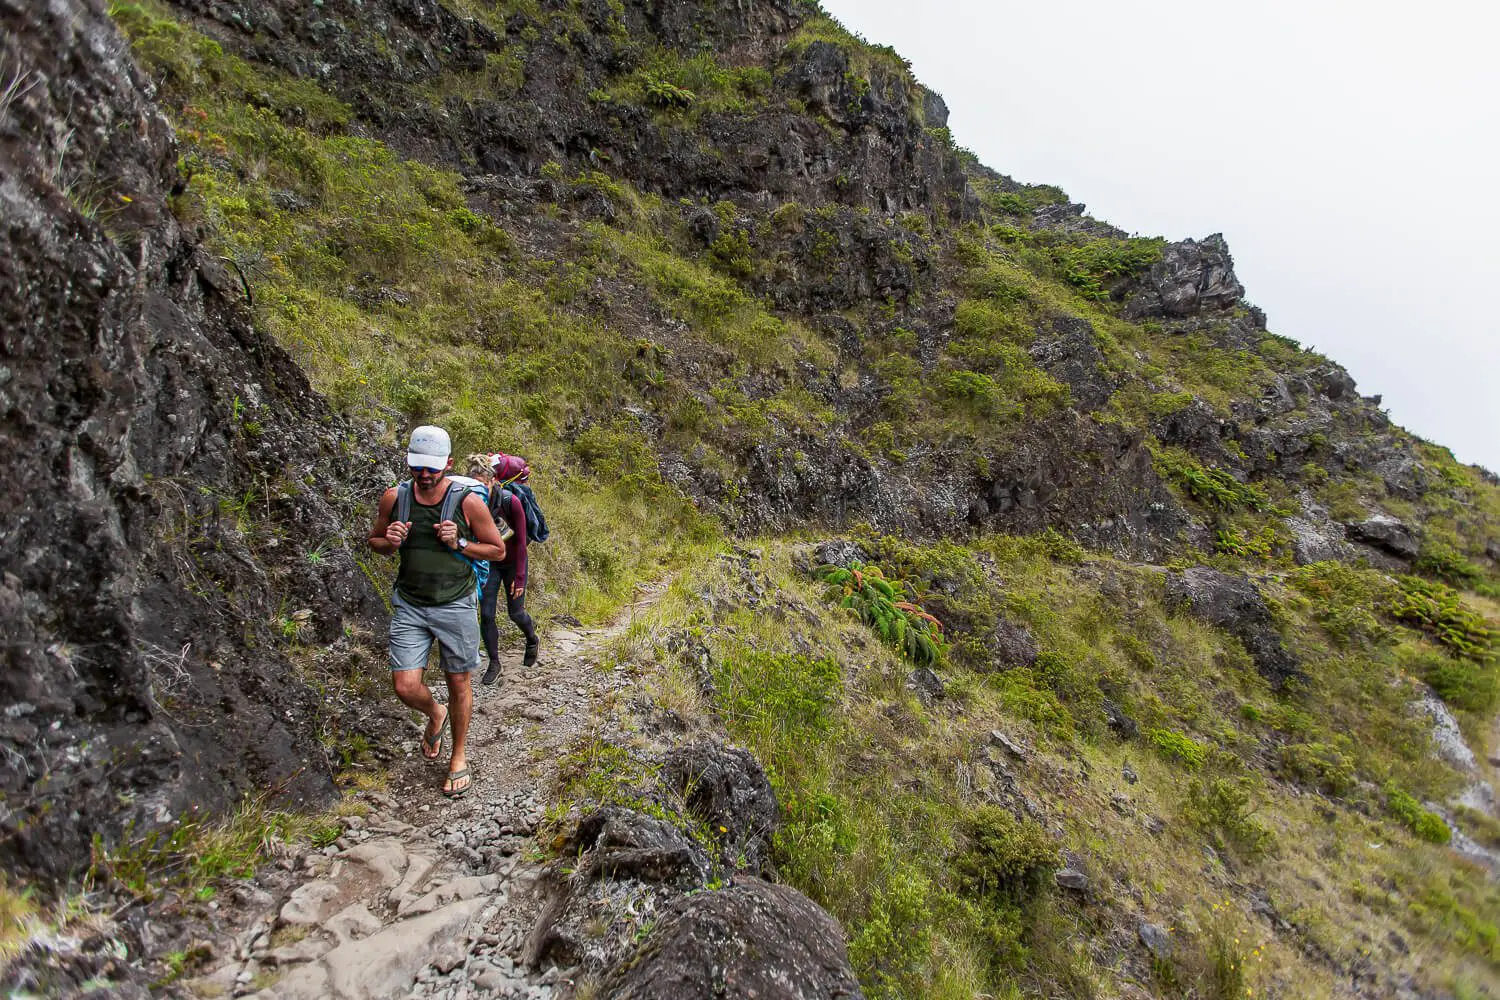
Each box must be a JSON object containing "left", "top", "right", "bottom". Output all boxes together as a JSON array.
[{"left": 481, "top": 561, "right": 536, "bottom": 661}]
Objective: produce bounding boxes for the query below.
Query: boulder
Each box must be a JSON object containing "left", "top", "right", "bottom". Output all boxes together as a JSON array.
[
  {"left": 1163, "top": 568, "right": 1302, "bottom": 687},
  {"left": 987, "top": 730, "right": 1030, "bottom": 762},
  {"left": 1055, "top": 869, "right": 1090, "bottom": 891},
  {"left": 0, "top": 0, "right": 386, "bottom": 883},
  {"left": 986, "top": 617, "right": 1040, "bottom": 670},
  {"left": 662, "top": 742, "right": 780, "bottom": 877},
  {"left": 567, "top": 808, "right": 711, "bottom": 889},
  {"left": 1412, "top": 690, "right": 1476, "bottom": 771},
  {"left": 1345, "top": 515, "right": 1419, "bottom": 561},
  {"left": 906, "top": 667, "right": 946, "bottom": 704},
  {"left": 1150, "top": 396, "right": 1233, "bottom": 462},
  {"left": 1138, "top": 922, "right": 1173, "bottom": 960},
  {"left": 811, "top": 539, "right": 867, "bottom": 570},
  {"left": 1102, "top": 700, "right": 1139, "bottom": 739},
  {"left": 1286, "top": 517, "right": 1348, "bottom": 565},
  {"left": 598, "top": 880, "right": 864, "bottom": 1000}
]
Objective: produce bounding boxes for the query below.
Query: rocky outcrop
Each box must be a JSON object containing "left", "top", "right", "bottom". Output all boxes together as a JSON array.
[
  {"left": 1163, "top": 568, "right": 1302, "bottom": 687},
  {"left": 1029, "top": 316, "right": 1114, "bottom": 413},
  {"left": 567, "top": 807, "right": 712, "bottom": 889},
  {"left": 0, "top": 0, "right": 384, "bottom": 879},
  {"left": 1123, "top": 234, "right": 1245, "bottom": 320},
  {"left": 1345, "top": 514, "right": 1420, "bottom": 561},
  {"left": 662, "top": 741, "right": 781, "bottom": 877},
  {"left": 598, "top": 879, "right": 866, "bottom": 1000}
]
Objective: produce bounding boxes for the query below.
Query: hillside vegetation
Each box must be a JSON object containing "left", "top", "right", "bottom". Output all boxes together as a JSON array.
[{"left": 4, "top": 0, "right": 1499, "bottom": 996}]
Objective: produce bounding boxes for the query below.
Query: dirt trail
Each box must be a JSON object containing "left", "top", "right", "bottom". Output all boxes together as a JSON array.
[{"left": 191, "top": 580, "right": 670, "bottom": 1000}]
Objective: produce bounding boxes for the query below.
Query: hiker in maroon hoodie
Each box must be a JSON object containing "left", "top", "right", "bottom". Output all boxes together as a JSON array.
[{"left": 480, "top": 453, "right": 538, "bottom": 685}]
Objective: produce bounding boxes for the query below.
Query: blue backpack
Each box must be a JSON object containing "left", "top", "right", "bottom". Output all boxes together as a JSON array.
[
  {"left": 394, "top": 477, "right": 490, "bottom": 598},
  {"left": 493, "top": 481, "right": 549, "bottom": 544}
]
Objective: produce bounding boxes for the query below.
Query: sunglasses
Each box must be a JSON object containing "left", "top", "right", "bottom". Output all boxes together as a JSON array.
[{"left": 409, "top": 465, "right": 444, "bottom": 475}]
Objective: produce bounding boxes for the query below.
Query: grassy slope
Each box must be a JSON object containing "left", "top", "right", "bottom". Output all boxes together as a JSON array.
[
  {"left": 99, "top": 2, "right": 1500, "bottom": 997},
  {"left": 585, "top": 539, "right": 1498, "bottom": 999}
]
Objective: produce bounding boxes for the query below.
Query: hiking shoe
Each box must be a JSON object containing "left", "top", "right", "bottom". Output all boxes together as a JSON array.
[
  {"left": 523, "top": 641, "right": 539, "bottom": 667},
  {"left": 481, "top": 660, "right": 502, "bottom": 686}
]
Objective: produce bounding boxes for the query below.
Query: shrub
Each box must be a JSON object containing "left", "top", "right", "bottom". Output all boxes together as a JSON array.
[
  {"left": 769, "top": 200, "right": 804, "bottom": 234},
  {"left": 1184, "top": 776, "right": 1274, "bottom": 857},
  {"left": 1389, "top": 576, "right": 1496, "bottom": 661},
  {"left": 1416, "top": 544, "right": 1484, "bottom": 585},
  {"left": 1386, "top": 785, "right": 1451, "bottom": 844},
  {"left": 1213, "top": 524, "right": 1276, "bottom": 560},
  {"left": 1289, "top": 562, "right": 1394, "bottom": 648},
  {"left": 1403, "top": 647, "right": 1500, "bottom": 713},
  {"left": 952, "top": 805, "right": 1057, "bottom": 970},
  {"left": 1035, "top": 527, "right": 1086, "bottom": 564},
  {"left": 1147, "top": 727, "right": 1208, "bottom": 770},
  {"left": 570, "top": 419, "right": 664, "bottom": 494},
  {"left": 990, "top": 671, "right": 1075, "bottom": 739},
  {"left": 1276, "top": 741, "right": 1356, "bottom": 796},
  {"left": 847, "top": 862, "right": 936, "bottom": 997},
  {"left": 953, "top": 805, "right": 1057, "bottom": 900},
  {"left": 937, "top": 370, "right": 1000, "bottom": 414},
  {"left": 707, "top": 226, "right": 754, "bottom": 279},
  {"left": 1148, "top": 390, "right": 1196, "bottom": 417},
  {"left": 1054, "top": 236, "right": 1165, "bottom": 300}
]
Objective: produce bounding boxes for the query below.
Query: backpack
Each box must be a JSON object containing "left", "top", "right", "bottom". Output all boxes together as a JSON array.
[
  {"left": 493, "top": 481, "right": 549, "bottom": 544},
  {"left": 393, "top": 478, "right": 490, "bottom": 598}
]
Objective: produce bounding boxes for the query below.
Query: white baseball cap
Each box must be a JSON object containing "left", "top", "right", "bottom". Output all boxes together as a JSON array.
[{"left": 406, "top": 425, "right": 452, "bottom": 468}]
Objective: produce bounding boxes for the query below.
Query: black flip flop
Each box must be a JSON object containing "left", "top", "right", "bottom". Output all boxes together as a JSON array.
[
  {"left": 442, "top": 768, "right": 471, "bottom": 799},
  {"left": 420, "top": 707, "right": 448, "bottom": 762}
]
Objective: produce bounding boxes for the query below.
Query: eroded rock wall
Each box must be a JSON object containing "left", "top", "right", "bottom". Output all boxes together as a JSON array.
[{"left": 0, "top": 0, "right": 385, "bottom": 879}]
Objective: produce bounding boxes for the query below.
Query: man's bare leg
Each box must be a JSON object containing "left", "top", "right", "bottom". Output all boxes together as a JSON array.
[
  {"left": 393, "top": 670, "right": 447, "bottom": 758},
  {"left": 443, "top": 670, "right": 472, "bottom": 792}
]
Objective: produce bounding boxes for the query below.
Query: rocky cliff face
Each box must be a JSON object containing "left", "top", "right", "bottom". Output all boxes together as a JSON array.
[{"left": 0, "top": 0, "right": 388, "bottom": 879}]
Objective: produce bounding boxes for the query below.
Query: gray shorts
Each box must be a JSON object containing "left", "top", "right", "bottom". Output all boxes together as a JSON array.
[{"left": 389, "top": 590, "right": 480, "bottom": 674}]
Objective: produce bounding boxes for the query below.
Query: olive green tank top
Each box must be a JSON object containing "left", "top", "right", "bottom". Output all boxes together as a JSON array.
[{"left": 395, "top": 492, "right": 474, "bottom": 607}]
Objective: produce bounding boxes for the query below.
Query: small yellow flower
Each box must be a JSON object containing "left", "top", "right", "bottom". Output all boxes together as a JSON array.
[{"left": 719, "top": 825, "right": 728, "bottom": 833}]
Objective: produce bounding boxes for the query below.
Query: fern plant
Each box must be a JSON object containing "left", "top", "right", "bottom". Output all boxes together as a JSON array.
[
  {"left": 643, "top": 74, "right": 696, "bottom": 109},
  {"left": 1390, "top": 576, "right": 1496, "bottom": 661},
  {"left": 816, "top": 560, "right": 945, "bottom": 666}
]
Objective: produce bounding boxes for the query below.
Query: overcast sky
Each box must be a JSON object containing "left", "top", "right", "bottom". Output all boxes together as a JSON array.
[{"left": 819, "top": 0, "right": 1500, "bottom": 473}]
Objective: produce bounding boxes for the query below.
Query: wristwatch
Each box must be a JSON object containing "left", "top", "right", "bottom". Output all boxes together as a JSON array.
[{"left": 457, "top": 537, "right": 469, "bottom": 552}]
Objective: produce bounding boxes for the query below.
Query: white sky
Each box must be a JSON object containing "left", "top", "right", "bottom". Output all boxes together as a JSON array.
[{"left": 819, "top": 0, "right": 1500, "bottom": 472}]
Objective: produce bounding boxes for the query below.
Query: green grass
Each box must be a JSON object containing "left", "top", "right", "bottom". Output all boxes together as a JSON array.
[
  {"left": 0, "top": 874, "right": 40, "bottom": 965},
  {"left": 607, "top": 537, "right": 1500, "bottom": 996},
  {"left": 87, "top": 793, "right": 348, "bottom": 902},
  {"left": 602, "top": 48, "right": 773, "bottom": 121}
]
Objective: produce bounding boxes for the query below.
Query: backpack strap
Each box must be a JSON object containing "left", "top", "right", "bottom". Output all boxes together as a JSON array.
[
  {"left": 394, "top": 482, "right": 413, "bottom": 533},
  {"left": 439, "top": 482, "right": 467, "bottom": 524}
]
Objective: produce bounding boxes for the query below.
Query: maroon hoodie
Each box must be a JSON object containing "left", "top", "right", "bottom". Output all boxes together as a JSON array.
[{"left": 489, "top": 457, "right": 530, "bottom": 591}]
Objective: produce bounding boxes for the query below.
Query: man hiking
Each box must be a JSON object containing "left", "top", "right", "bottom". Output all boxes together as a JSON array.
[
  {"left": 463, "top": 453, "right": 539, "bottom": 686},
  {"left": 369, "top": 426, "right": 506, "bottom": 798}
]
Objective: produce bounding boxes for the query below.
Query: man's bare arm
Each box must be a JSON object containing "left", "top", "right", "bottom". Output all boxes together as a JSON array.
[
  {"left": 442, "top": 493, "right": 505, "bottom": 561},
  {"left": 368, "top": 487, "right": 407, "bottom": 555}
]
